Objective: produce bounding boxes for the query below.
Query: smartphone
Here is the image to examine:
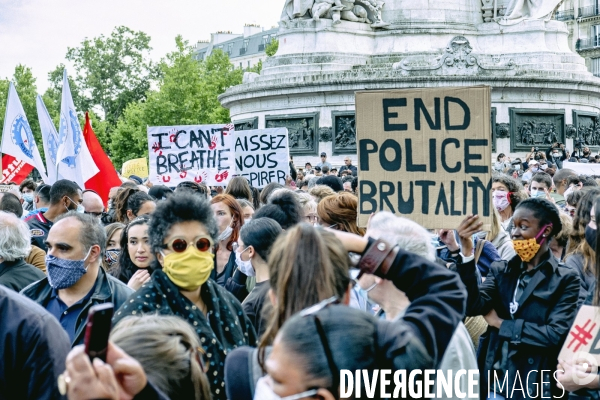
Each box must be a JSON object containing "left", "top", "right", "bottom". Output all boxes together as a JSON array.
[{"left": 84, "top": 303, "right": 114, "bottom": 362}]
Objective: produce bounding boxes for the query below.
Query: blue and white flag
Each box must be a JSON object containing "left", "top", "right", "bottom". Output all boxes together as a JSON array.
[
  {"left": 36, "top": 95, "right": 60, "bottom": 184},
  {"left": 1, "top": 82, "right": 48, "bottom": 182},
  {"left": 57, "top": 69, "right": 99, "bottom": 188}
]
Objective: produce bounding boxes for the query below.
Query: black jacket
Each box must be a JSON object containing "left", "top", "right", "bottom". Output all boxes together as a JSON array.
[
  {"left": 0, "top": 285, "right": 71, "bottom": 400},
  {"left": 338, "top": 164, "right": 358, "bottom": 176},
  {"left": 457, "top": 252, "right": 581, "bottom": 399},
  {"left": 20, "top": 266, "right": 133, "bottom": 346},
  {"left": 0, "top": 259, "right": 45, "bottom": 292}
]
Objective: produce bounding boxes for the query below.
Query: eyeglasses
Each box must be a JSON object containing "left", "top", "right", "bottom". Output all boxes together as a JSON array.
[
  {"left": 161, "top": 236, "right": 213, "bottom": 253},
  {"left": 300, "top": 297, "right": 340, "bottom": 397}
]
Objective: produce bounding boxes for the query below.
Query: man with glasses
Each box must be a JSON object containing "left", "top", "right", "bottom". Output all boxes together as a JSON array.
[
  {"left": 25, "top": 180, "right": 84, "bottom": 252},
  {"left": 82, "top": 190, "right": 105, "bottom": 220},
  {"left": 337, "top": 156, "right": 357, "bottom": 177}
]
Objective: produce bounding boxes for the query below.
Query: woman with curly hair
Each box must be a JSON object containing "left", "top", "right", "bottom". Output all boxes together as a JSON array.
[{"left": 113, "top": 192, "right": 256, "bottom": 400}]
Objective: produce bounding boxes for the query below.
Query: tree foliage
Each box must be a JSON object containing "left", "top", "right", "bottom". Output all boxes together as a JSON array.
[
  {"left": 109, "top": 36, "right": 243, "bottom": 168},
  {"left": 266, "top": 39, "right": 279, "bottom": 57},
  {"left": 65, "top": 26, "right": 159, "bottom": 128}
]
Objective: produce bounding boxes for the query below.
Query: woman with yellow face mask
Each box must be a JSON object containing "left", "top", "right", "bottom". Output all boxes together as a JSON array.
[
  {"left": 113, "top": 192, "right": 257, "bottom": 400},
  {"left": 453, "top": 197, "right": 581, "bottom": 400}
]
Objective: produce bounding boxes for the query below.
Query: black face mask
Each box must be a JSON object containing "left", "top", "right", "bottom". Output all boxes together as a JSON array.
[{"left": 585, "top": 225, "right": 597, "bottom": 251}]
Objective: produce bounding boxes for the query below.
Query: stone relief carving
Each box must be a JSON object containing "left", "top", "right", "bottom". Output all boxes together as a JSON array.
[
  {"left": 266, "top": 114, "right": 319, "bottom": 155},
  {"left": 281, "top": 0, "right": 388, "bottom": 28},
  {"left": 496, "top": 123, "right": 510, "bottom": 138},
  {"left": 481, "top": 0, "right": 562, "bottom": 24},
  {"left": 576, "top": 121, "right": 600, "bottom": 146},
  {"left": 319, "top": 127, "right": 332, "bottom": 142},
  {"left": 234, "top": 118, "right": 258, "bottom": 131},
  {"left": 393, "top": 36, "right": 515, "bottom": 75},
  {"left": 509, "top": 109, "right": 565, "bottom": 152},
  {"left": 333, "top": 115, "right": 357, "bottom": 152},
  {"left": 565, "top": 124, "right": 577, "bottom": 139}
]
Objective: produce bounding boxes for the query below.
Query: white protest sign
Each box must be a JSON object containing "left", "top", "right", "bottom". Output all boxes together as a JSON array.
[
  {"left": 563, "top": 161, "right": 600, "bottom": 176},
  {"left": 234, "top": 128, "right": 289, "bottom": 188},
  {"left": 148, "top": 124, "right": 235, "bottom": 186}
]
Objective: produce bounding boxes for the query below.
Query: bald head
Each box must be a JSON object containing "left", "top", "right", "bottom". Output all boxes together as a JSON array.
[{"left": 82, "top": 191, "right": 104, "bottom": 215}]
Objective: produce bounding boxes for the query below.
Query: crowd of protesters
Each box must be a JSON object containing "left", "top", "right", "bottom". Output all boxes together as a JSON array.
[{"left": 2, "top": 145, "right": 600, "bottom": 400}]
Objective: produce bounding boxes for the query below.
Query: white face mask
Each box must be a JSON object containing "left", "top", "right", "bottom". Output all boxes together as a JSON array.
[
  {"left": 235, "top": 247, "right": 254, "bottom": 276},
  {"left": 253, "top": 376, "right": 319, "bottom": 400},
  {"left": 218, "top": 218, "right": 234, "bottom": 242},
  {"left": 530, "top": 189, "right": 546, "bottom": 199}
]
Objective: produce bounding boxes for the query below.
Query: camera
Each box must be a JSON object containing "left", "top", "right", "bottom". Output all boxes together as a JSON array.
[{"left": 534, "top": 147, "right": 540, "bottom": 152}]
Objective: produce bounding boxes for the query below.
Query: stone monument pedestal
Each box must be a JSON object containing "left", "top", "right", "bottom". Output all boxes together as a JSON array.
[{"left": 220, "top": 5, "right": 600, "bottom": 168}]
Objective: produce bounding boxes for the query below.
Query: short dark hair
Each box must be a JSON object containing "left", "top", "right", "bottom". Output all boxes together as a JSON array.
[
  {"left": 254, "top": 191, "right": 302, "bottom": 230},
  {"left": 19, "top": 179, "right": 35, "bottom": 193},
  {"left": 316, "top": 175, "right": 344, "bottom": 192},
  {"left": 148, "top": 193, "right": 218, "bottom": 258},
  {"left": 239, "top": 218, "right": 282, "bottom": 261},
  {"left": 531, "top": 172, "right": 553, "bottom": 190},
  {"left": 0, "top": 193, "right": 23, "bottom": 218},
  {"left": 322, "top": 165, "right": 330, "bottom": 174},
  {"left": 35, "top": 184, "right": 51, "bottom": 204},
  {"left": 515, "top": 198, "right": 562, "bottom": 237},
  {"left": 55, "top": 211, "right": 107, "bottom": 256},
  {"left": 175, "top": 181, "right": 209, "bottom": 199},
  {"left": 49, "top": 180, "right": 81, "bottom": 205}
]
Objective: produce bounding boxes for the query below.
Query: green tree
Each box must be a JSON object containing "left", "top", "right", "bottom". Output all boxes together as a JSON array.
[
  {"left": 66, "top": 26, "right": 159, "bottom": 128},
  {"left": 109, "top": 36, "right": 243, "bottom": 168},
  {"left": 265, "top": 39, "right": 279, "bottom": 57}
]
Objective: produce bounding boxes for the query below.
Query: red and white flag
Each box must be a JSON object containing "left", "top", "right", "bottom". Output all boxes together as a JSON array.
[{"left": 1, "top": 82, "right": 48, "bottom": 183}]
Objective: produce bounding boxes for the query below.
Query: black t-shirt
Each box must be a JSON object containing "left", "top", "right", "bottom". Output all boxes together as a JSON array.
[{"left": 242, "top": 281, "right": 270, "bottom": 337}]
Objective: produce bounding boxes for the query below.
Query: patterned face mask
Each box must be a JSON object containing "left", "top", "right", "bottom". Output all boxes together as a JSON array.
[
  {"left": 512, "top": 224, "right": 552, "bottom": 262},
  {"left": 46, "top": 248, "right": 92, "bottom": 289},
  {"left": 104, "top": 249, "right": 120, "bottom": 269}
]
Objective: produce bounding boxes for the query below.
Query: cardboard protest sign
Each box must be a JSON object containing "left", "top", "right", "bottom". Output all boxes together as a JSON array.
[
  {"left": 122, "top": 158, "right": 149, "bottom": 179},
  {"left": 559, "top": 305, "right": 600, "bottom": 371},
  {"left": 355, "top": 87, "right": 492, "bottom": 229},
  {"left": 563, "top": 161, "right": 600, "bottom": 176},
  {"left": 234, "top": 128, "right": 289, "bottom": 188},
  {"left": 148, "top": 124, "right": 235, "bottom": 186}
]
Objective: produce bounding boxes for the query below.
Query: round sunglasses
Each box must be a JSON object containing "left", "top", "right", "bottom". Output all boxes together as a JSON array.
[{"left": 161, "top": 236, "right": 214, "bottom": 253}]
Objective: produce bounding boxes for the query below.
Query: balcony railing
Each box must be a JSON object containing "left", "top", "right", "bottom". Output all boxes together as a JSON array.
[
  {"left": 578, "top": 5, "right": 599, "bottom": 18},
  {"left": 555, "top": 9, "right": 575, "bottom": 20},
  {"left": 577, "top": 37, "right": 600, "bottom": 50}
]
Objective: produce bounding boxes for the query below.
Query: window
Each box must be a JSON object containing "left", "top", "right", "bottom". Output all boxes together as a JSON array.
[
  {"left": 591, "top": 57, "right": 600, "bottom": 77},
  {"left": 243, "top": 39, "right": 249, "bottom": 50}
]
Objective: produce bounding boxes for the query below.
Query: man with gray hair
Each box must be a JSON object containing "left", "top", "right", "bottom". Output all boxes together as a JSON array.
[
  {"left": 21, "top": 212, "right": 132, "bottom": 345},
  {"left": 353, "top": 211, "right": 479, "bottom": 400},
  {"left": 0, "top": 211, "right": 45, "bottom": 292}
]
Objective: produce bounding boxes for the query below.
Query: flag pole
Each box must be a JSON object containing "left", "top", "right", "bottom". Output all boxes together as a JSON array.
[{"left": 0, "top": 83, "right": 13, "bottom": 183}]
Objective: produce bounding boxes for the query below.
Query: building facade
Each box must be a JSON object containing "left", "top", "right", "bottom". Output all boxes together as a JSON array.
[{"left": 193, "top": 25, "right": 278, "bottom": 69}]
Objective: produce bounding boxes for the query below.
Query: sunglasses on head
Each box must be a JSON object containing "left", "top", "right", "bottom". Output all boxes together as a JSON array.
[{"left": 161, "top": 236, "right": 213, "bottom": 253}]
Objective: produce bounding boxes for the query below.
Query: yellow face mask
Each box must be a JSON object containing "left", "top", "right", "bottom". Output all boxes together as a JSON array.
[
  {"left": 512, "top": 224, "right": 551, "bottom": 262},
  {"left": 162, "top": 247, "right": 214, "bottom": 291}
]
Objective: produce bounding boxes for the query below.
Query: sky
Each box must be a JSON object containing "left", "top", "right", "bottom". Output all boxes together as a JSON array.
[{"left": 0, "top": 0, "right": 282, "bottom": 92}]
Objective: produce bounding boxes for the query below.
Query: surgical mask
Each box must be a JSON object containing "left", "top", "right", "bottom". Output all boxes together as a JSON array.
[
  {"left": 23, "top": 193, "right": 33, "bottom": 203},
  {"left": 46, "top": 248, "right": 92, "bottom": 290},
  {"left": 513, "top": 164, "right": 521, "bottom": 170},
  {"left": 253, "top": 376, "right": 318, "bottom": 400},
  {"left": 217, "top": 218, "right": 234, "bottom": 242},
  {"left": 512, "top": 224, "right": 551, "bottom": 262},
  {"left": 244, "top": 218, "right": 252, "bottom": 224},
  {"left": 531, "top": 166, "right": 539, "bottom": 172},
  {"left": 530, "top": 189, "right": 546, "bottom": 199},
  {"left": 540, "top": 164, "right": 548, "bottom": 171},
  {"left": 161, "top": 247, "right": 214, "bottom": 291},
  {"left": 66, "top": 196, "right": 85, "bottom": 214},
  {"left": 552, "top": 152, "right": 561, "bottom": 158},
  {"left": 493, "top": 190, "right": 511, "bottom": 212},
  {"left": 357, "top": 281, "right": 377, "bottom": 304},
  {"left": 586, "top": 226, "right": 597, "bottom": 252},
  {"left": 104, "top": 249, "right": 120, "bottom": 270},
  {"left": 235, "top": 247, "right": 254, "bottom": 276}
]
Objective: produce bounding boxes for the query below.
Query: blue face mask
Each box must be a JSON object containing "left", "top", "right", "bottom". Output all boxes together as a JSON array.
[
  {"left": 46, "top": 248, "right": 92, "bottom": 289},
  {"left": 23, "top": 193, "right": 33, "bottom": 203}
]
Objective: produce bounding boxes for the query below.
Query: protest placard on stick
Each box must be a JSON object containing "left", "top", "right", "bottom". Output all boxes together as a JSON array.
[
  {"left": 122, "top": 158, "right": 149, "bottom": 179},
  {"left": 148, "top": 124, "right": 235, "bottom": 186},
  {"left": 355, "top": 86, "right": 492, "bottom": 229},
  {"left": 234, "top": 128, "right": 289, "bottom": 188},
  {"left": 558, "top": 305, "right": 600, "bottom": 375}
]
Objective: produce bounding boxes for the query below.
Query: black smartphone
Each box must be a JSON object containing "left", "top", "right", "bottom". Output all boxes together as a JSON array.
[{"left": 84, "top": 303, "right": 114, "bottom": 362}]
